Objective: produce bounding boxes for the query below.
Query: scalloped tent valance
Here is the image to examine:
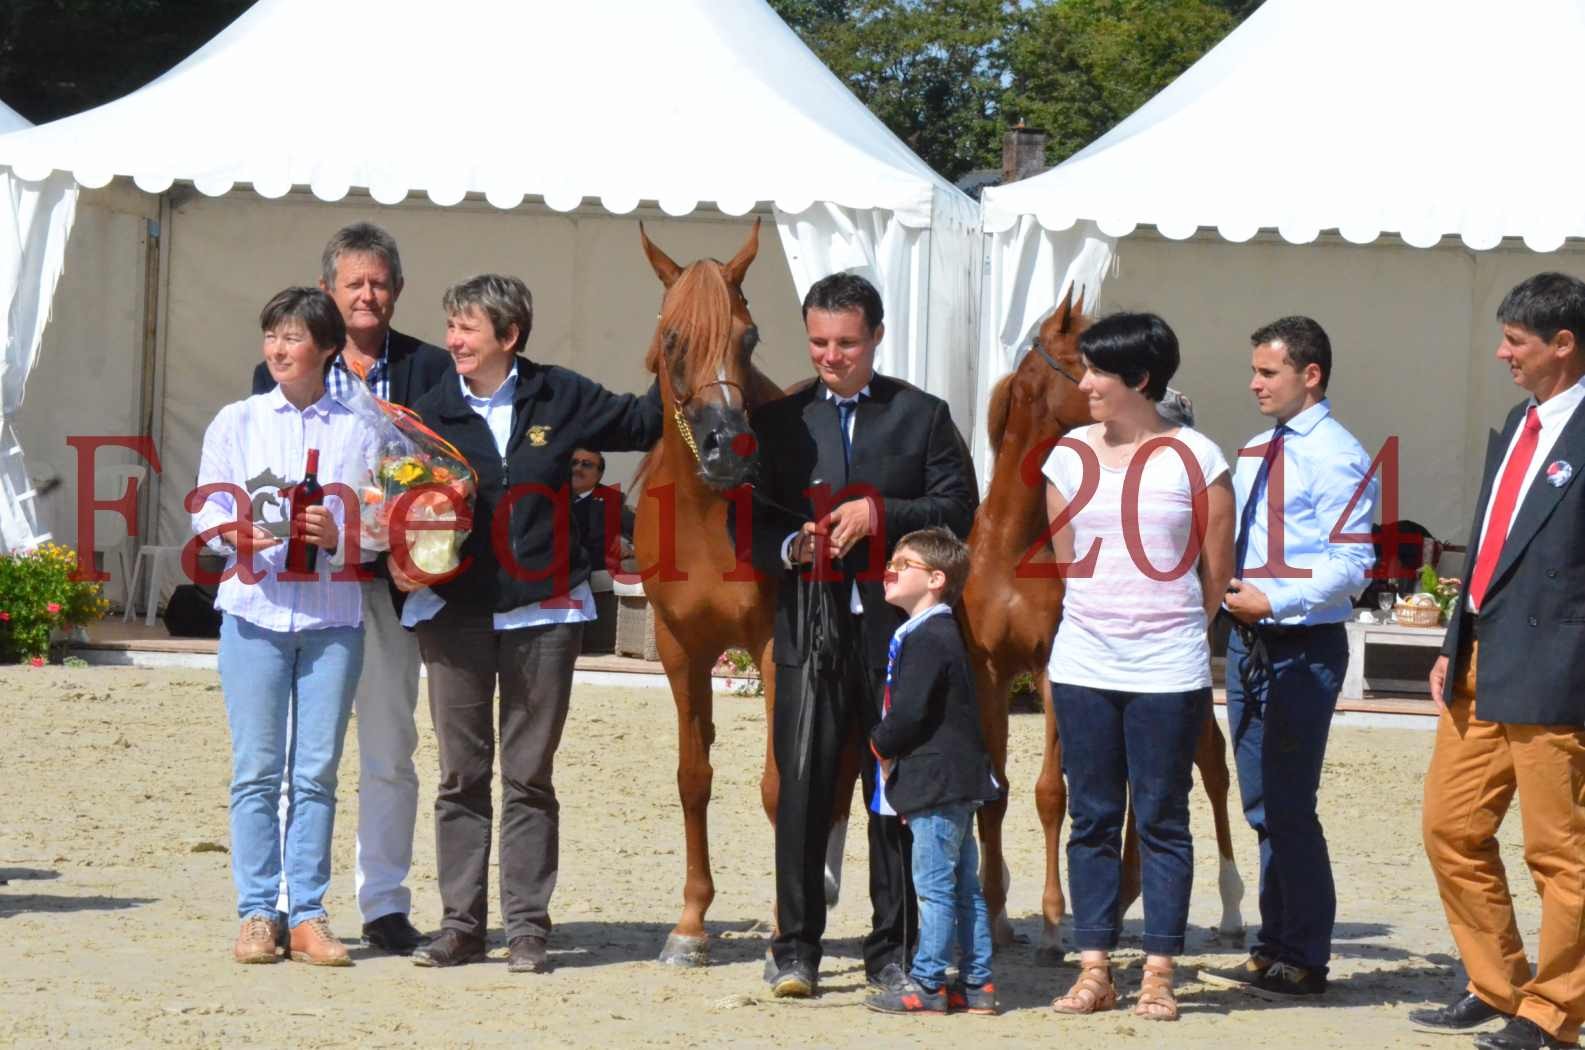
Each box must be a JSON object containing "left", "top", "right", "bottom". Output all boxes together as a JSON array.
[
  {"left": 0, "top": 0, "right": 967, "bottom": 229},
  {"left": 982, "top": 0, "right": 1585, "bottom": 253}
]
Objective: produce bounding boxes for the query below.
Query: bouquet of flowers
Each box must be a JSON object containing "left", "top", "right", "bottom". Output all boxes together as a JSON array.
[{"left": 340, "top": 380, "right": 476, "bottom": 577}]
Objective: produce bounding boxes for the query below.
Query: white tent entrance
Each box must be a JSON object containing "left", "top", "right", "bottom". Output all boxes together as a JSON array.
[
  {"left": 980, "top": 0, "right": 1585, "bottom": 541},
  {"left": 0, "top": 0, "right": 979, "bottom": 569}
]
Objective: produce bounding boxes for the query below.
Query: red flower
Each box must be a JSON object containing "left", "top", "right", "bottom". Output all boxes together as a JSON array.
[
  {"left": 29, "top": 656, "right": 43, "bottom": 667},
  {"left": 0, "top": 610, "right": 9, "bottom": 622},
  {"left": 46, "top": 602, "right": 61, "bottom": 615}
]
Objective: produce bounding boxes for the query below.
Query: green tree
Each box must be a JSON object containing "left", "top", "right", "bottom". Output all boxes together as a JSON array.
[
  {"left": 1003, "top": 0, "right": 1236, "bottom": 164},
  {"left": 771, "top": 0, "right": 1012, "bottom": 181},
  {"left": 0, "top": 0, "right": 251, "bottom": 123}
]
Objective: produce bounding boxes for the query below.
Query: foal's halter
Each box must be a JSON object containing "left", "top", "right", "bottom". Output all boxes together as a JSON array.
[
  {"left": 1030, "top": 337, "right": 1083, "bottom": 386},
  {"left": 669, "top": 378, "right": 750, "bottom": 465}
]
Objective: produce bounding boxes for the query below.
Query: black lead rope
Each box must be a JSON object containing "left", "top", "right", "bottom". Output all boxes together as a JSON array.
[{"left": 793, "top": 566, "right": 848, "bottom": 782}]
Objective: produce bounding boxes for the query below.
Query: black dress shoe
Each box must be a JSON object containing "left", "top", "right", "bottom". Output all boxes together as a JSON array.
[
  {"left": 868, "top": 962, "right": 911, "bottom": 994},
  {"left": 769, "top": 962, "right": 817, "bottom": 998},
  {"left": 361, "top": 913, "right": 423, "bottom": 955},
  {"left": 1474, "top": 1017, "right": 1578, "bottom": 1050},
  {"left": 1409, "top": 992, "right": 1506, "bottom": 1034},
  {"left": 412, "top": 928, "right": 487, "bottom": 968},
  {"left": 508, "top": 935, "right": 549, "bottom": 974}
]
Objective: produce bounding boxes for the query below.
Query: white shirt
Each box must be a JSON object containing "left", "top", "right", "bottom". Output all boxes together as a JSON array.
[
  {"left": 1466, "top": 374, "right": 1585, "bottom": 611},
  {"left": 191, "top": 387, "right": 378, "bottom": 633},
  {"left": 1043, "top": 425, "right": 1229, "bottom": 692},
  {"left": 402, "top": 365, "right": 594, "bottom": 630},
  {"left": 780, "top": 383, "right": 872, "bottom": 614}
]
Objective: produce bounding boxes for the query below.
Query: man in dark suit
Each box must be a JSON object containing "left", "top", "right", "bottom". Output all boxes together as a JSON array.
[
  {"left": 739, "top": 272, "right": 978, "bottom": 997},
  {"left": 1411, "top": 273, "right": 1585, "bottom": 1050},
  {"left": 249, "top": 223, "right": 450, "bottom": 956},
  {"left": 568, "top": 447, "right": 634, "bottom": 574}
]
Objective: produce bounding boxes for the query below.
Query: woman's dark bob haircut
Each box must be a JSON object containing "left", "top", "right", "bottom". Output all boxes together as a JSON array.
[{"left": 1077, "top": 311, "right": 1179, "bottom": 402}]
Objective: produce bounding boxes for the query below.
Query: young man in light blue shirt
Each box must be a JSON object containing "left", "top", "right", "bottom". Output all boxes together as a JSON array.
[{"left": 1201, "top": 316, "right": 1377, "bottom": 999}]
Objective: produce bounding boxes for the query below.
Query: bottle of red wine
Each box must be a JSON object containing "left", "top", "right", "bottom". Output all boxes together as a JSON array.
[{"left": 286, "top": 448, "right": 324, "bottom": 574}]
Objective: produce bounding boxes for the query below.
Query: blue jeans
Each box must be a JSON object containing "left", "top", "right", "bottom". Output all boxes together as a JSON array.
[
  {"left": 1225, "top": 624, "right": 1346, "bottom": 972},
  {"left": 219, "top": 614, "right": 362, "bottom": 925},
  {"left": 908, "top": 802, "right": 993, "bottom": 988},
  {"left": 1051, "top": 683, "right": 1209, "bottom": 956}
]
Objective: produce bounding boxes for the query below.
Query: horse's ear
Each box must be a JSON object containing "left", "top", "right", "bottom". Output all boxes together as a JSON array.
[
  {"left": 724, "top": 217, "right": 761, "bottom": 286},
  {"left": 1072, "top": 287, "right": 1086, "bottom": 321},
  {"left": 640, "top": 222, "right": 683, "bottom": 289},
  {"left": 1053, "top": 284, "right": 1076, "bottom": 334}
]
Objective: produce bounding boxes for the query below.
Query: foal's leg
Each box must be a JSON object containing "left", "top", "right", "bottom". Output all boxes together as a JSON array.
[
  {"left": 657, "top": 620, "right": 719, "bottom": 967},
  {"left": 1033, "top": 670, "right": 1068, "bottom": 965},
  {"left": 1196, "top": 706, "right": 1246, "bottom": 942},
  {"left": 826, "top": 721, "right": 860, "bottom": 908},
  {"left": 973, "top": 661, "right": 1017, "bottom": 947}
]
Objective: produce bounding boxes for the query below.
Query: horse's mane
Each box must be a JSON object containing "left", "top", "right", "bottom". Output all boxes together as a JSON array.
[{"left": 986, "top": 373, "right": 1013, "bottom": 456}]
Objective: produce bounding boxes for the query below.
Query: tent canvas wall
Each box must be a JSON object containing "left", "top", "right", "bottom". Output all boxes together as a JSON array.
[
  {"left": 980, "top": 0, "right": 1585, "bottom": 549},
  {"left": 0, "top": 0, "right": 980, "bottom": 573}
]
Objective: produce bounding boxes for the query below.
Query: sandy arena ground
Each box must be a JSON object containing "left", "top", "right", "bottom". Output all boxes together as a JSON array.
[{"left": 0, "top": 667, "right": 1542, "bottom": 1048}]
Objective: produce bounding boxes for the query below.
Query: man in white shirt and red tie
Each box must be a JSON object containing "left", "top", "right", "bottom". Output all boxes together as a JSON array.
[{"left": 1410, "top": 273, "right": 1585, "bottom": 1050}]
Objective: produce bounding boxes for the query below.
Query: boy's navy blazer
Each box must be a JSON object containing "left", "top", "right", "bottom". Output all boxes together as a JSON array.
[{"left": 869, "top": 612, "right": 1001, "bottom": 816}]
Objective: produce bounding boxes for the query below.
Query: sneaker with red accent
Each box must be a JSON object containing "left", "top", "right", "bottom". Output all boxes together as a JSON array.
[
  {"left": 948, "top": 981, "right": 998, "bottom": 1015},
  {"left": 865, "top": 975, "right": 948, "bottom": 1015}
]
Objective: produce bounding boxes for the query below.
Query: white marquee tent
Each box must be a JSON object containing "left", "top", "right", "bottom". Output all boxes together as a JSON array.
[
  {"left": 0, "top": 0, "right": 979, "bottom": 557},
  {"left": 0, "top": 98, "right": 77, "bottom": 552},
  {"left": 979, "top": 0, "right": 1585, "bottom": 543}
]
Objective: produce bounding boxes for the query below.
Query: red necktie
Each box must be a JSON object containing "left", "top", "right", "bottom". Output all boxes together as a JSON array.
[{"left": 1468, "top": 405, "right": 1542, "bottom": 611}]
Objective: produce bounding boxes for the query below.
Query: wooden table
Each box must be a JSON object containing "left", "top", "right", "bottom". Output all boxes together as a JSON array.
[{"left": 1342, "top": 618, "right": 1446, "bottom": 700}]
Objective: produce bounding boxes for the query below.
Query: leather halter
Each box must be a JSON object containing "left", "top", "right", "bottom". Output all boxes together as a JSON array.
[{"left": 1031, "top": 337, "right": 1083, "bottom": 386}]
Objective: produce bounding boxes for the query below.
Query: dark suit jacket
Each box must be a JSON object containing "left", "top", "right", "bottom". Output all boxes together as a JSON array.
[
  {"left": 739, "top": 374, "right": 978, "bottom": 672},
  {"left": 250, "top": 328, "right": 452, "bottom": 405},
  {"left": 571, "top": 485, "right": 635, "bottom": 574},
  {"left": 249, "top": 328, "right": 452, "bottom": 616},
  {"left": 1442, "top": 396, "right": 1585, "bottom": 725},
  {"left": 870, "top": 612, "right": 1001, "bottom": 816}
]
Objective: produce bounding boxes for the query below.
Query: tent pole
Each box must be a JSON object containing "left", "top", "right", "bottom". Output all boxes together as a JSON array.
[{"left": 143, "top": 192, "right": 174, "bottom": 548}]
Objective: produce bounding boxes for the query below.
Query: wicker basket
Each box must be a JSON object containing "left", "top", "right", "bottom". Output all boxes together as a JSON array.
[
  {"left": 1394, "top": 600, "right": 1442, "bottom": 628},
  {"left": 613, "top": 580, "right": 659, "bottom": 661}
]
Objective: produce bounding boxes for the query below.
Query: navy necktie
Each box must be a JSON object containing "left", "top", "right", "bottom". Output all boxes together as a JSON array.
[
  {"left": 1234, "top": 423, "right": 1289, "bottom": 576},
  {"left": 836, "top": 396, "right": 862, "bottom": 471}
]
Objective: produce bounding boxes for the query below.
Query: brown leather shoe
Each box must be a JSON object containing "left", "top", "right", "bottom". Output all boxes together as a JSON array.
[
  {"left": 507, "top": 934, "right": 549, "bottom": 973},
  {"left": 412, "top": 928, "right": 487, "bottom": 968},
  {"left": 234, "top": 915, "right": 282, "bottom": 964},
  {"left": 289, "top": 916, "right": 352, "bottom": 966}
]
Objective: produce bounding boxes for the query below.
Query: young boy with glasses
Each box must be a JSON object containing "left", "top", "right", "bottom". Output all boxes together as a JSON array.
[{"left": 865, "top": 527, "right": 1001, "bottom": 1016}]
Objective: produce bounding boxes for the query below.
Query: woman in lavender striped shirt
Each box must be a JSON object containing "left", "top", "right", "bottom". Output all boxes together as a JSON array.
[{"left": 191, "top": 287, "right": 377, "bottom": 968}]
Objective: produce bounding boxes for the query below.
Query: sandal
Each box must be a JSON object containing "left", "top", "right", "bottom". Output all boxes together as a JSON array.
[
  {"left": 1051, "top": 961, "right": 1117, "bottom": 1015},
  {"left": 1135, "top": 961, "right": 1179, "bottom": 1022}
]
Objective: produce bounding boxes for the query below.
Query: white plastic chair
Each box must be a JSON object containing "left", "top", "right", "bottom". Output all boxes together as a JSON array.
[{"left": 91, "top": 464, "right": 144, "bottom": 618}]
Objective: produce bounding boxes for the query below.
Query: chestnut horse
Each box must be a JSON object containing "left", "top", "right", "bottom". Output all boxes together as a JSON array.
[
  {"left": 960, "top": 290, "right": 1246, "bottom": 964},
  {"left": 632, "top": 221, "right": 855, "bottom": 966}
]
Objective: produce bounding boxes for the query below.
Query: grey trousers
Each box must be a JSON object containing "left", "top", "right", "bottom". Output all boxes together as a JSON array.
[{"left": 416, "top": 606, "right": 583, "bottom": 941}]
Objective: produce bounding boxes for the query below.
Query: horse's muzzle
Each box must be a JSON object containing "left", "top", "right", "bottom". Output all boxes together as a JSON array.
[{"left": 692, "top": 405, "right": 758, "bottom": 490}]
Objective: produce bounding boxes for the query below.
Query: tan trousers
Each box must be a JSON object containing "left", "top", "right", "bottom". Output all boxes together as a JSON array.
[{"left": 1422, "top": 642, "right": 1585, "bottom": 1043}]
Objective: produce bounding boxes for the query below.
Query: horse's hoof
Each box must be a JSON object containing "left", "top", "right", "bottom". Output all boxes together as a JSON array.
[
  {"left": 991, "top": 912, "right": 1021, "bottom": 948},
  {"left": 1035, "top": 946, "right": 1066, "bottom": 967},
  {"left": 658, "top": 932, "right": 709, "bottom": 967},
  {"left": 1215, "top": 926, "right": 1247, "bottom": 947}
]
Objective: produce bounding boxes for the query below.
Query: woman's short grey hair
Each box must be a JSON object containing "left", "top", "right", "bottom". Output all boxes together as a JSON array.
[
  {"left": 443, "top": 274, "right": 534, "bottom": 354},
  {"left": 321, "top": 222, "right": 404, "bottom": 289}
]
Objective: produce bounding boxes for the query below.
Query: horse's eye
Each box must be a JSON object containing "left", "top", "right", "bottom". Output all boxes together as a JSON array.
[{"left": 742, "top": 325, "right": 760, "bottom": 356}]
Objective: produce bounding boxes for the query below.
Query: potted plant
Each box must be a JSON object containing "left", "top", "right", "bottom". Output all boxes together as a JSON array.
[{"left": 0, "top": 543, "right": 111, "bottom": 665}]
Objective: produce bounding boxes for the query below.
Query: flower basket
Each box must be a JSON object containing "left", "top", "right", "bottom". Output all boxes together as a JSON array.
[{"left": 1393, "top": 600, "right": 1442, "bottom": 628}]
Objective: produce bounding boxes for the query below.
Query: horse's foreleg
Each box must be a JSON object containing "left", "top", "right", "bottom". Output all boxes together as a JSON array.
[
  {"left": 1196, "top": 705, "right": 1246, "bottom": 942},
  {"left": 1032, "top": 670, "right": 1067, "bottom": 965},
  {"left": 973, "top": 662, "right": 1016, "bottom": 948},
  {"left": 658, "top": 622, "right": 718, "bottom": 967}
]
